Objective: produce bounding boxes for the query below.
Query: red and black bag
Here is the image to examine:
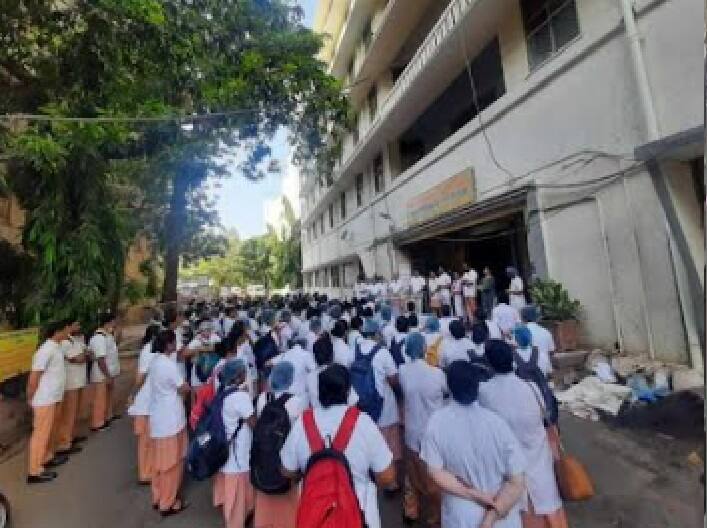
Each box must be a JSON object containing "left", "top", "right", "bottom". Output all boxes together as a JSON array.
[{"left": 296, "top": 407, "right": 366, "bottom": 528}]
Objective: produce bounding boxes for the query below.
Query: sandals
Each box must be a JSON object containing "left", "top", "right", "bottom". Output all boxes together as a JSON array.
[{"left": 160, "top": 500, "right": 190, "bottom": 517}]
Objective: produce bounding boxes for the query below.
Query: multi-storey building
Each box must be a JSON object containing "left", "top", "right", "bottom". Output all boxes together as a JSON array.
[{"left": 302, "top": 0, "right": 704, "bottom": 366}]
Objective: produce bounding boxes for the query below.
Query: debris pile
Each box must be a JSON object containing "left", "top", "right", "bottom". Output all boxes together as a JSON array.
[{"left": 551, "top": 350, "right": 703, "bottom": 422}]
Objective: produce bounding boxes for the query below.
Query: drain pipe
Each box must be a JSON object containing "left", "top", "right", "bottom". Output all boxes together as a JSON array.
[{"left": 619, "top": 0, "right": 660, "bottom": 140}]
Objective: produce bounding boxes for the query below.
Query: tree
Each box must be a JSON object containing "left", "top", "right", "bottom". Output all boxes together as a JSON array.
[{"left": 1, "top": 1, "right": 347, "bottom": 324}]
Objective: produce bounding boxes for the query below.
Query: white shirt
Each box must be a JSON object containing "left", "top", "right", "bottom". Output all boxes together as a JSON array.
[
  {"left": 281, "top": 405, "right": 393, "bottom": 528},
  {"left": 492, "top": 304, "right": 521, "bottom": 335},
  {"left": 479, "top": 374, "right": 562, "bottom": 514},
  {"left": 399, "top": 360, "right": 447, "bottom": 452},
  {"left": 89, "top": 331, "right": 112, "bottom": 383},
  {"left": 306, "top": 366, "right": 359, "bottom": 409},
  {"left": 462, "top": 270, "right": 478, "bottom": 298},
  {"left": 128, "top": 342, "right": 156, "bottom": 417},
  {"left": 271, "top": 345, "right": 317, "bottom": 402},
  {"left": 439, "top": 337, "right": 474, "bottom": 369},
  {"left": 62, "top": 336, "right": 87, "bottom": 391},
  {"left": 278, "top": 323, "right": 294, "bottom": 351},
  {"left": 374, "top": 282, "right": 386, "bottom": 298},
  {"left": 421, "top": 402, "right": 526, "bottom": 528},
  {"left": 348, "top": 330, "right": 363, "bottom": 352},
  {"left": 527, "top": 322, "right": 556, "bottom": 367},
  {"left": 357, "top": 339, "right": 399, "bottom": 427},
  {"left": 148, "top": 354, "right": 186, "bottom": 438},
  {"left": 105, "top": 333, "right": 120, "bottom": 378},
  {"left": 410, "top": 276, "right": 426, "bottom": 295},
  {"left": 305, "top": 330, "right": 320, "bottom": 354},
  {"left": 509, "top": 277, "right": 526, "bottom": 310},
  {"left": 436, "top": 273, "right": 452, "bottom": 290},
  {"left": 381, "top": 322, "right": 396, "bottom": 348},
  {"left": 333, "top": 337, "right": 354, "bottom": 368},
  {"left": 221, "top": 389, "right": 254, "bottom": 474},
  {"left": 31, "top": 339, "right": 66, "bottom": 407}
]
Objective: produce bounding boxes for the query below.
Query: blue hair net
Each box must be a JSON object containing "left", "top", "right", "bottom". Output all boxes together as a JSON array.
[
  {"left": 219, "top": 358, "right": 246, "bottom": 386},
  {"left": 362, "top": 318, "right": 380, "bottom": 335},
  {"left": 405, "top": 332, "right": 426, "bottom": 360},
  {"left": 425, "top": 315, "right": 440, "bottom": 333},
  {"left": 270, "top": 361, "right": 295, "bottom": 392}
]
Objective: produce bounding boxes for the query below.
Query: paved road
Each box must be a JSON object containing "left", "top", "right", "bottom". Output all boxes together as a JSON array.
[
  {"left": 0, "top": 416, "right": 406, "bottom": 528},
  {"left": 0, "top": 392, "right": 702, "bottom": 527}
]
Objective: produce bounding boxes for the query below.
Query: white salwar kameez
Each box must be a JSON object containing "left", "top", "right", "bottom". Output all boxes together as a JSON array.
[{"left": 478, "top": 373, "right": 562, "bottom": 515}]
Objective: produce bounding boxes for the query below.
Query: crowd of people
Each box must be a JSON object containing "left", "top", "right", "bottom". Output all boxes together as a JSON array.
[
  {"left": 352, "top": 265, "right": 526, "bottom": 320},
  {"left": 26, "top": 263, "right": 571, "bottom": 528}
]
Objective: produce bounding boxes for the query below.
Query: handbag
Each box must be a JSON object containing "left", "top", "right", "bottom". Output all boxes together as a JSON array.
[{"left": 525, "top": 381, "right": 595, "bottom": 502}]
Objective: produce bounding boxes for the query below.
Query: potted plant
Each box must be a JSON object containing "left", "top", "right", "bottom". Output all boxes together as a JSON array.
[{"left": 529, "top": 278, "right": 581, "bottom": 352}]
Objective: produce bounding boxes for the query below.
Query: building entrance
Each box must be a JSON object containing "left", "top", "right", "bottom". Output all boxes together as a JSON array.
[{"left": 402, "top": 212, "right": 529, "bottom": 299}]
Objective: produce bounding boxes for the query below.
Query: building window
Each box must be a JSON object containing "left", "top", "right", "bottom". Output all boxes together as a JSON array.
[
  {"left": 373, "top": 154, "right": 384, "bottom": 194},
  {"left": 328, "top": 203, "right": 334, "bottom": 229},
  {"left": 312, "top": 223, "right": 317, "bottom": 240},
  {"left": 340, "top": 191, "right": 347, "bottom": 220},
  {"left": 331, "top": 266, "right": 340, "bottom": 288},
  {"left": 367, "top": 85, "right": 378, "bottom": 121},
  {"left": 356, "top": 173, "right": 364, "bottom": 207},
  {"left": 320, "top": 214, "right": 325, "bottom": 236},
  {"left": 521, "top": 0, "right": 580, "bottom": 70}
]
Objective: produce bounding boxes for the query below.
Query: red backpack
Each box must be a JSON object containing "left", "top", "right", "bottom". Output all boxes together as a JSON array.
[{"left": 296, "top": 407, "right": 365, "bottom": 528}]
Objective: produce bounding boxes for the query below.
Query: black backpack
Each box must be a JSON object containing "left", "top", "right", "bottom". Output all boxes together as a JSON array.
[
  {"left": 253, "top": 332, "right": 279, "bottom": 371},
  {"left": 250, "top": 393, "right": 293, "bottom": 494},
  {"left": 513, "top": 348, "right": 558, "bottom": 425},
  {"left": 187, "top": 386, "right": 242, "bottom": 481},
  {"left": 389, "top": 337, "right": 406, "bottom": 367}
]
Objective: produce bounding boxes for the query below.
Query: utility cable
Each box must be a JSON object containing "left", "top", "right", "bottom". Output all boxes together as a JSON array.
[{"left": 0, "top": 108, "right": 262, "bottom": 123}]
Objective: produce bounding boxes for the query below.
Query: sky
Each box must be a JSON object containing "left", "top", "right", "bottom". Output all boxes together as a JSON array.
[{"left": 209, "top": 0, "right": 319, "bottom": 239}]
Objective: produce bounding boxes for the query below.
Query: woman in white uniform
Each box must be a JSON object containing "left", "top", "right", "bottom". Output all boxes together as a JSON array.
[
  {"left": 507, "top": 267, "right": 526, "bottom": 311},
  {"left": 479, "top": 340, "right": 568, "bottom": 528}
]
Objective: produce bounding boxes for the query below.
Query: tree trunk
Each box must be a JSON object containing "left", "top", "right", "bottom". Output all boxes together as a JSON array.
[{"left": 162, "top": 170, "right": 189, "bottom": 304}]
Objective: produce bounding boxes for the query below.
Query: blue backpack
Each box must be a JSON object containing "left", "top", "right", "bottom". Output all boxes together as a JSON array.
[
  {"left": 187, "top": 386, "right": 243, "bottom": 481},
  {"left": 350, "top": 343, "right": 384, "bottom": 422}
]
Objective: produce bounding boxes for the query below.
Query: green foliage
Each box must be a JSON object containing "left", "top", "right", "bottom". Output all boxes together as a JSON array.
[
  {"left": 122, "top": 279, "right": 147, "bottom": 305},
  {"left": 529, "top": 279, "right": 581, "bottom": 321},
  {"left": 0, "top": 240, "right": 36, "bottom": 328},
  {"left": 1, "top": 0, "right": 347, "bottom": 322},
  {"left": 181, "top": 196, "right": 302, "bottom": 291}
]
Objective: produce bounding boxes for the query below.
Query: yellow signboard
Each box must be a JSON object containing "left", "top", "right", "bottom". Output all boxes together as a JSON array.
[
  {"left": 0, "top": 328, "right": 39, "bottom": 383},
  {"left": 406, "top": 169, "right": 476, "bottom": 226}
]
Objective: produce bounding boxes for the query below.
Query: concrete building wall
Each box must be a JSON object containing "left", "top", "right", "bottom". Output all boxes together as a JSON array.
[{"left": 304, "top": 0, "right": 702, "bottom": 360}]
